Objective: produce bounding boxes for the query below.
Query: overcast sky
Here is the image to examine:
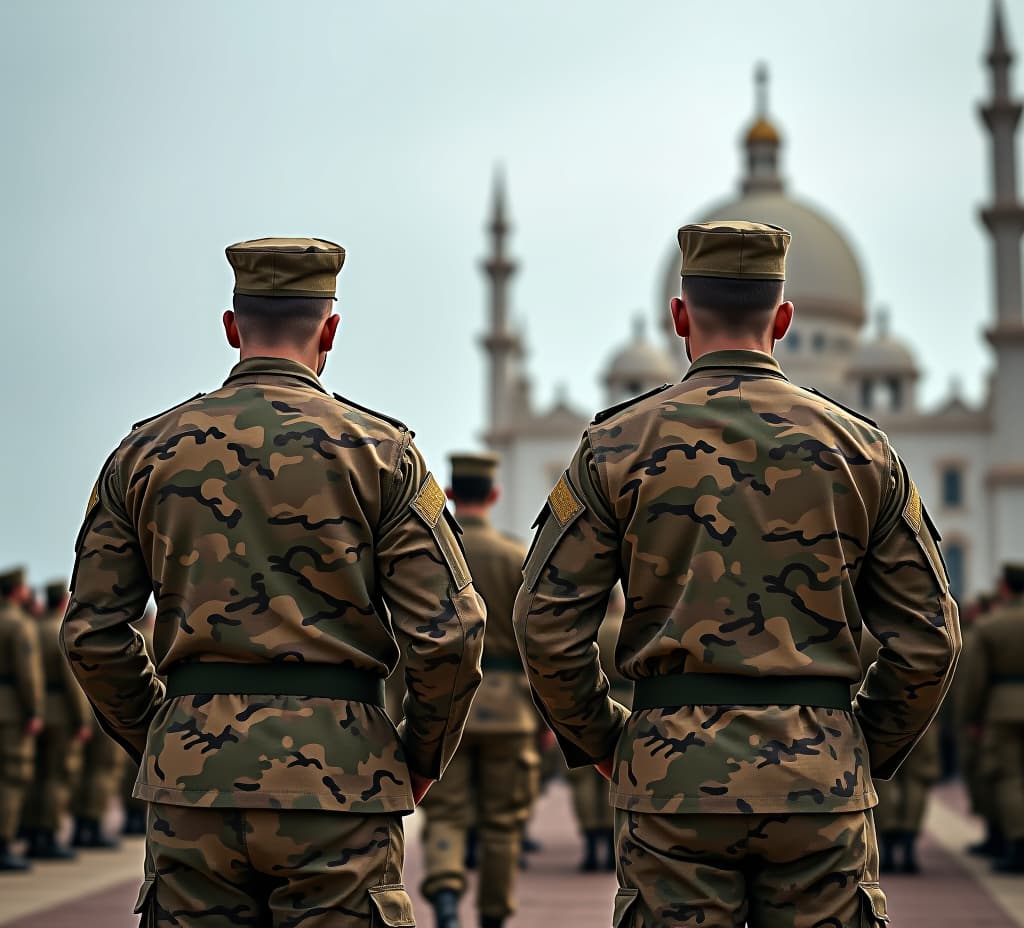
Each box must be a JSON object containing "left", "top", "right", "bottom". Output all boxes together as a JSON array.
[{"left": 1, "top": 0, "right": 1019, "bottom": 582}]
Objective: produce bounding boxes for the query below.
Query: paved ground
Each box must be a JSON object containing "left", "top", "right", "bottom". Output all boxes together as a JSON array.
[{"left": 1, "top": 781, "right": 1021, "bottom": 927}]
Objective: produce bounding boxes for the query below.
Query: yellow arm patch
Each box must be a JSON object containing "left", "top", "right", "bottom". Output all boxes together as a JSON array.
[
  {"left": 410, "top": 474, "right": 471, "bottom": 591},
  {"left": 411, "top": 474, "right": 447, "bottom": 526},
  {"left": 903, "top": 480, "right": 922, "bottom": 534},
  {"left": 549, "top": 474, "right": 584, "bottom": 527}
]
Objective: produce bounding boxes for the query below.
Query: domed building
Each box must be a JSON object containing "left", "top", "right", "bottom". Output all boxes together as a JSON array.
[{"left": 476, "top": 2, "right": 1023, "bottom": 601}]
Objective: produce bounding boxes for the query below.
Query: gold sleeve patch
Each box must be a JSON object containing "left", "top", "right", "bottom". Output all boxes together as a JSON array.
[
  {"left": 411, "top": 474, "right": 446, "bottom": 527},
  {"left": 86, "top": 480, "right": 100, "bottom": 516},
  {"left": 903, "top": 480, "right": 922, "bottom": 534},
  {"left": 549, "top": 474, "right": 584, "bottom": 528}
]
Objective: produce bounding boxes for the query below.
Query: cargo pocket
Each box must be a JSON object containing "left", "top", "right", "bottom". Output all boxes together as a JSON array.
[
  {"left": 368, "top": 884, "right": 416, "bottom": 927},
  {"left": 857, "top": 882, "right": 889, "bottom": 926},
  {"left": 612, "top": 887, "right": 639, "bottom": 928},
  {"left": 133, "top": 878, "right": 157, "bottom": 927}
]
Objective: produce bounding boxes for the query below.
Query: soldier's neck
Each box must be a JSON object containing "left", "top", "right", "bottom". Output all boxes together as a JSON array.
[
  {"left": 687, "top": 337, "right": 776, "bottom": 361},
  {"left": 238, "top": 344, "right": 321, "bottom": 374},
  {"left": 454, "top": 504, "right": 491, "bottom": 522}
]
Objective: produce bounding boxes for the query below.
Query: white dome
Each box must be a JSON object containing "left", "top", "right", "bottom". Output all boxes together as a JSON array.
[
  {"left": 660, "top": 191, "right": 867, "bottom": 328},
  {"left": 604, "top": 318, "right": 678, "bottom": 391}
]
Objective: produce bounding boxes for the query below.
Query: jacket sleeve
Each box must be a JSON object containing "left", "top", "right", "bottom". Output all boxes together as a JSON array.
[
  {"left": 376, "top": 439, "right": 485, "bottom": 779},
  {"left": 513, "top": 432, "right": 626, "bottom": 768},
  {"left": 853, "top": 445, "right": 962, "bottom": 779},
  {"left": 60, "top": 450, "right": 163, "bottom": 763},
  {"left": 13, "top": 620, "right": 44, "bottom": 721}
]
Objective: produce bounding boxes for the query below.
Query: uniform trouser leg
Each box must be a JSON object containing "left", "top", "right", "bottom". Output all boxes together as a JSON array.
[
  {"left": 0, "top": 726, "right": 33, "bottom": 842},
  {"left": 567, "top": 766, "right": 613, "bottom": 832},
  {"left": 75, "top": 731, "right": 127, "bottom": 821},
  {"left": 21, "top": 725, "right": 83, "bottom": 831},
  {"left": 141, "top": 802, "right": 410, "bottom": 928},
  {"left": 992, "top": 722, "right": 1024, "bottom": 841},
  {"left": 420, "top": 747, "right": 474, "bottom": 898},
  {"left": 615, "top": 808, "right": 886, "bottom": 928},
  {"left": 871, "top": 777, "right": 899, "bottom": 835},
  {"left": 475, "top": 733, "right": 538, "bottom": 920}
]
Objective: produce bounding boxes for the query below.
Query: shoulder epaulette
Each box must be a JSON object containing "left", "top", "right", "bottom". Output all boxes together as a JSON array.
[
  {"left": 332, "top": 393, "right": 410, "bottom": 434},
  {"left": 592, "top": 383, "right": 671, "bottom": 425},
  {"left": 806, "top": 387, "right": 880, "bottom": 429},
  {"left": 131, "top": 393, "right": 205, "bottom": 431}
]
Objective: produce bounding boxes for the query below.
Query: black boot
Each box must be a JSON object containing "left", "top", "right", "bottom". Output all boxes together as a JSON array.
[
  {"left": 899, "top": 832, "right": 921, "bottom": 875},
  {"left": 27, "top": 829, "right": 76, "bottom": 861},
  {"left": 580, "top": 830, "right": 600, "bottom": 872},
  {"left": 72, "top": 817, "right": 119, "bottom": 849},
  {"left": 464, "top": 828, "right": 478, "bottom": 870},
  {"left": 123, "top": 806, "right": 147, "bottom": 837},
  {"left": 480, "top": 918, "right": 503, "bottom": 928},
  {"left": 0, "top": 840, "right": 31, "bottom": 873},
  {"left": 430, "top": 889, "right": 461, "bottom": 928},
  {"left": 995, "top": 839, "right": 1024, "bottom": 873},
  {"left": 969, "top": 822, "right": 1006, "bottom": 858},
  {"left": 602, "top": 828, "right": 616, "bottom": 872},
  {"left": 879, "top": 832, "right": 896, "bottom": 873}
]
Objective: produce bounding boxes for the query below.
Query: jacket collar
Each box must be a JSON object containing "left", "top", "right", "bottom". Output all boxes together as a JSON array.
[
  {"left": 683, "top": 349, "right": 788, "bottom": 382},
  {"left": 224, "top": 356, "right": 327, "bottom": 394}
]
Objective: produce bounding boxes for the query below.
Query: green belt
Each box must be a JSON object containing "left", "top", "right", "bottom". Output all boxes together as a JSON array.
[
  {"left": 632, "top": 675, "right": 851, "bottom": 711},
  {"left": 165, "top": 663, "right": 385, "bottom": 707},
  {"left": 481, "top": 655, "right": 524, "bottom": 672}
]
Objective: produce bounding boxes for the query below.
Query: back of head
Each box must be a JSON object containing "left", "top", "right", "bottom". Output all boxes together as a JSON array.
[
  {"left": 0, "top": 566, "right": 25, "bottom": 602},
  {"left": 449, "top": 452, "right": 500, "bottom": 506},
  {"left": 1003, "top": 563, "right": 1024, "bottom": 599}
]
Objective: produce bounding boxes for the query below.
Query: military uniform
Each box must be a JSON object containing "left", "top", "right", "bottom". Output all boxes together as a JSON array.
[
  {"left": 420, "top": 453, "right": 537, "bottom": 928},
  {"left": 958, "top": 565, "right": 1024, "bottom": 871},
  {"left": 0, "top": 567, "right": 44, "bottom": 872},
  {"left": 61, "top": 239, "right": 486, "bottom": 926},
  {"left": 514, "top": 222, "right": 961, "bottom": 927},
  {"left": 121, "top": 611, "right": 156, "bottom": 836},
  {"left": 567, "top": 587, "right": 629, "bottom": 872},
  {"left": 21, "top": 582, "right": 92, "bottom": 858}
]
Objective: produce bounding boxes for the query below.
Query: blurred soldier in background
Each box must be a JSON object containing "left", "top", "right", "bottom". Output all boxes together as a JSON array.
[
  {"left": 61, "top": 238, "right": 485, "bottom": 926},
  {"left": 515, "top": 222, "right": 961, "bottom": 927},
  {"left": 72, "top": 717, "right": 125, "bottom": 849},
  {"left": 959, "top": 563, "right": 1024, "bottom": 873},
  {"left": 420, "top": 452, "right": 537, "bottom": 928},
  {"left": 566, "top": 585, "right": 627, "bottom": 872},
  {"left": 0, "top": 566, "right": 44, "bottom": 872},
  {"left": 121, "top": 607, "right": 156, "bottom": 837},
  {"left": 21, "top": 581, "right": 92, "bottom": 859}
]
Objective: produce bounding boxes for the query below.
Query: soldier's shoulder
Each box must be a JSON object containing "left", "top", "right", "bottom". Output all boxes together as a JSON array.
[
  {"left": 788, "top": 383, "right": 889, "bottom": 438},
  {"left": 590, "top": 383, "right": 674, "bottom": 427},
  {"left": 978, "top": 603, "right": 1024, "bottom": 632},
  {"left": 330, "top": 393, "right": 411, "bottom": 440},
  {"left": 130, "top": 393, "right": 207, "bottom": 433}
]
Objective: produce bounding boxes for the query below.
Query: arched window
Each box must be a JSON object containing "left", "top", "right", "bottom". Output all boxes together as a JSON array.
[{"left": 941, "top": 465, "right": 964, "bottom": 508}]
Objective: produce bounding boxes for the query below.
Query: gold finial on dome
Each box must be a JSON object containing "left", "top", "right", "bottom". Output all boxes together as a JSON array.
[{"left": 745, "top": 63, "right": 780, "bottom": 146}]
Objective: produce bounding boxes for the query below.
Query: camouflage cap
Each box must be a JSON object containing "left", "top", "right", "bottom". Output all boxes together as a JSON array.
[
  {"left": 678, "top": 220, "right": 791, "bottom": 281},
  {"left": 226, "top": 237, "right": 346, "bottom": 299},
  {"left": 450, "top": 451, "right": 500, "bottom": 481},
  {"left": 0, "top": 566, "right": 26, "bottom": 588}
]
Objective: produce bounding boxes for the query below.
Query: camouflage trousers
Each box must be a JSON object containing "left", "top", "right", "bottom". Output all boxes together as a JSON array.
[
  {"left": 990, "top": 721, "right": 1024, "bottom": 840},
  {"left": 420, "top": 732, "right": 538, "bottom": 919},
  {"left": 139, "top": 803, "right": 414, "bottom": 927},
  {"left": 614, "top": 809, "right": 887, "bottom": 928},
  {"left": 20, "top": 723, "right": 84, "bottom": 831},
  {"left": 0, "top": 724, "right": 33, "bottom": 841},
  {"left": 568, "top": 765, "right": 614, "bottom": 832},
  {"left": 73, "top": 728, "right": 126, "bottom": 821}
]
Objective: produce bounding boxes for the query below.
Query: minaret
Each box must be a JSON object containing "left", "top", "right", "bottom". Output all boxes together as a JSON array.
[
  {"left": 981, "top": 0, "right": 1024, "bottom": 585},
  {"left": 480, "top": 169, "right": 522, "bottom": 435},
  {"left": 742, "top": 64, "right": 784, "bottom": 195}
]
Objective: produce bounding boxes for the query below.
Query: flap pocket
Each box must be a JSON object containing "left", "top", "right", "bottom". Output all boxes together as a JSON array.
[
  {"left": 612, "top": 886, "right": 639, "bottom": 928},
  {"left": 857, "top": 882, "right": 889, "bottom": 925},
  {"left": 133, "top": 877, "right": 156, "bottom": 915},
  {"left": 368, "top": 884, "right": 416, "bottom": 927}
]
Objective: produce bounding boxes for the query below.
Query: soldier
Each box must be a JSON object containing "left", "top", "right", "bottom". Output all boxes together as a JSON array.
[
  {"left": 514, "top": 221, "right": 961, "bottom": 927},
  {"left": 71, "top": 719, "right": 126, "bottom": 848},
  {"left": 420, "top": 452, "right": 538, "bottom": 928},
  {"left": 21, "top": 581, "right": 93, "bottom": 859},
  {"left": 61, "top": 238, "right": 485, "bottom": 926},
  {"left": 566, "top": 586, "right": 628, "bottom": 872},
  {"left": 121, "top": 607, "right": 156, "bottom": 837},
  {"left": 0, "top": 566, "right": 44, "bottom": 872},
  {"left": 958, "top": 563, "right": 1024, "bottom": 872}
]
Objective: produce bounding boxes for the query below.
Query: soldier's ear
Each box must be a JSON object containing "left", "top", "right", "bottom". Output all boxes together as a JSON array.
[
  {"left": 772, "top": 301, "right": 795, "bottom": 341},
  {"left": 487, "top": 486, "right": 500, "bottom": 505},
  {"left": 319, "top": 314, "right": 341, "bottom": 353},
  {"left": 670, "top": 298, "right": 689, "bottom": 338},
  {"left": 445, "top": 487, "right": 456, "bottom": 501},
  {"left": 223, "top": 310, "right": 241, "bottom": 349}
]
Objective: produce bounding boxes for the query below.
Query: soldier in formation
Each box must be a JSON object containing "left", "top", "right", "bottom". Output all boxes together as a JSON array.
[
  {"left": 958, "top": 563, "right": 1024, "bottom": 872},
  {"left": 61, "top": 237, "right": 486, "bottom": 926},
  {"left": 0, "top": 567, "right": 44, "bottom": 872},
  {"left": 514, "top": 221, "right": 961, "bottom": 926},
  {"left": 419, "top": 452, "right": 539, "bottom": 928},
  {"left": 20, "top": 580, "right": 93, "bottom": 859}
]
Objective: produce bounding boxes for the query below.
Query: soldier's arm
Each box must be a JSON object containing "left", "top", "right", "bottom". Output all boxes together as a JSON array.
[
  {"left": 13, "top": 620, "right": 44, "bottom": 725},
  {"left": 513, "top": 432, "right": 625, "bottom": 768},
  {"left": 376, "top": 439, "right": 485, "bottom": 781},
  {"left": 60, "top": 452, "right": 163, "bottom": 764},
  {"left": 854, "top": 446, "right": 962, "bottom": 780}
]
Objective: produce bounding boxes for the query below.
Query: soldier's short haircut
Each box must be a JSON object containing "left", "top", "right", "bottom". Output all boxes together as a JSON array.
[
  {"left": 1006, "top": 571, "right": 1024, "bottom": 596},
  {"left": 46, "top": 588, "right": 64, "bottom": 611},
  {"left": 232, "top": 294, "right": 333, "bottom": 346},
  {"left": 0, "top": 576, "right": 19, "bottom": 599},
  {"left": 682, "top": 276, "right": 784, "bottom": 335},
  {"left": 451, "top": 475, "right": 494, "bottom": 504}
]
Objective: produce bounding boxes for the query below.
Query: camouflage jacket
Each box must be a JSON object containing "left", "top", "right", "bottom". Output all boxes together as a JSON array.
[
  {"left": 0, "top": 602, "right": 44, "bottom": 725},
  {"left": 514, "top": 350, "right": 961, "bottom": 815},
  {"left": 957, "top": 599, "right": 1024, "bottom": 724},
  {"left": 458, "top": 515, "right": 536, "bottom": 735},
  {"left": 62, "top": 357, "right": 485, "bottom": 814}
]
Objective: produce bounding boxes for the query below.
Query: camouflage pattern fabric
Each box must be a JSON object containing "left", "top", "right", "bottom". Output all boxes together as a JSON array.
[
  {"left": 138, "top": 802, "right": 414, "bottom": 927},
  {"left": 61, "top": 357, "right": 485, "bottom": 815},
  {"left": 613, "top": 808, "right": 887, "bottom": 927},
  {"left": 514, "top": 350, "right": 961, "bottom": 817}
]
